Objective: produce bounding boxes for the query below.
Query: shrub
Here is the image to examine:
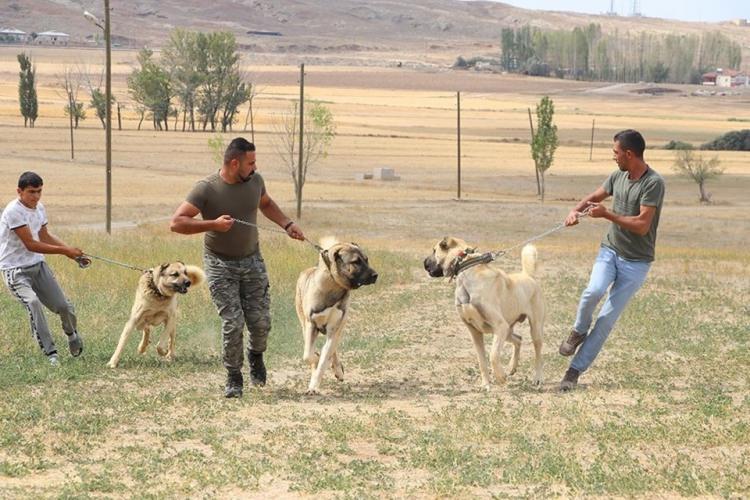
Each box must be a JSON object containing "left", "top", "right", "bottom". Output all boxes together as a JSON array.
[
  {"left": 663, "top": 140, "right": 693, "bottom": 150},
  {"left": 701, "top": 130, "right": 750, "bottom": 151}
]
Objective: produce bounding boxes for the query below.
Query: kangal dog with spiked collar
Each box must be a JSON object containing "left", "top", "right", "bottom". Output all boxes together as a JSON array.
[
  {"left": 295, "top": 237, "right": 378, "bottom": 394},
  {"left": 107, "top": 262, "right": 205, "bottom": 368},
  {"left": 424, "top": 237, "right": 545, "bottom": 390}
]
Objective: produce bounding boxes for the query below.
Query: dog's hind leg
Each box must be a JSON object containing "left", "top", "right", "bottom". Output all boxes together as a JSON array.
[
  {"left": 506, "top": 329, "right": 522, "bottom": 376},
  {"left": 107, "top": 319, "right": 137, "bottom": 368},
  {"left": 137, "top": 326, "right": 151, "bottom": 354},
  {"left": 529, "top": 317, "right": 544, "bottom": 386}
]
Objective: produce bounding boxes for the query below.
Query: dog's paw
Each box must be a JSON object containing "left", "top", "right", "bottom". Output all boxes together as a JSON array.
[
  {"left": 305, "top": 388, "right": 320, "bottom": 396},
  {"left": 106, "top": 361, "right": 118, "bottom": 369},
  {"left": 532, "top": 376, "right": 544, "bottom": 386},
  {"left": 137, "top": 342, "right": 149, "bottom": 354},
  {"left": 156, "top": 345, "right": 167, "bottom": 357},
  {"left": 334, "top": 364, "right": 344, "bottom": 381}
]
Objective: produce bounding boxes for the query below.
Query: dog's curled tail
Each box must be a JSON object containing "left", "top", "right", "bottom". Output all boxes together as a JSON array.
[
  {"left": 185, "top": 265, "right": 206, "bottom": 287},
  {"left": 319, "top": 236, "right": 340, "bottom": 251},
  {"left": 521, "top": 244, "right": 538, "bottom": 277}
]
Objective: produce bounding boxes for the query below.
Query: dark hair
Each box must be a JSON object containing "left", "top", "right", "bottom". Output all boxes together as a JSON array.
[
  {"left": 224, "top": 137, "right": 256, "bottom": 164},
  {"left": 18, "top": 171, "right": 43, "bottom": 189},
  {"left": 613, "top": 129, "right": 646, "bottom": 157}
]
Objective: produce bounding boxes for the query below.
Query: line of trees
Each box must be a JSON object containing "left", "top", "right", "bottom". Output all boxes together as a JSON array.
[
  {"left": 501, "top": 24, "right": 742, "bottom": 84},
  {"left": 128, "top": 29, "right": 252, "bottom": 132}
]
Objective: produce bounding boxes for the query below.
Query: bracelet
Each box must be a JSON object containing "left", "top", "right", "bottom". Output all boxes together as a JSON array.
[{"left": 283, "top": 221, "right": 294, "bottom": 231}]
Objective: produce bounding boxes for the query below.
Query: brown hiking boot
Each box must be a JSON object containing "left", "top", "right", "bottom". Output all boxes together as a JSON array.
[
  {"left": 560, "top": 367, "right": 580, "bottom": 392},
  {"left": 559, "top": 329, "right": 586, "bottom": 356}
]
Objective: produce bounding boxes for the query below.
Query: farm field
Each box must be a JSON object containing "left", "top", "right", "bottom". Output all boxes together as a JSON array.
[{"left": 0, "top": 47, "right": 748, "bottom": 498}]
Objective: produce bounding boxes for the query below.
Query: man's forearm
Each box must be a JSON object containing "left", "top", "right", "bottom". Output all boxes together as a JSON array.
[
  {"left": 260, "top": 201, "right": 291, "bottom": 228},
  {"left": 170, "top": 216, "right": 216, "bottom": 235},
  {"left": 603, "top": 212, "right": 649, "bottom": 235}
]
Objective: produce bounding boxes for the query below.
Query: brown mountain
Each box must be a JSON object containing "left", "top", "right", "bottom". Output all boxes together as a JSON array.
[{"left": 2, "top": 0, "right": 748, "bottom": 66}]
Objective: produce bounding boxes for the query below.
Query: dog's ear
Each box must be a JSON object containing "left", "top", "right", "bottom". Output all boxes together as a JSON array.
[
  {"left": 184, "top": 265, "right": 205, "bottom": 287},
  {"left": 439, "top": 237, "right": 450, "bottom": 251},
  {"left": 155, "top": 263, "right": 169, "bottom": 276}
]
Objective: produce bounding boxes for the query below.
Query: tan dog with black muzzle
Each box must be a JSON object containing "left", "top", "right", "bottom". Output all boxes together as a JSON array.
[
  {"left": 107, "top": 262, "right": 205, "bottom": 368},
  {"left": 295, "top": 239, "right": 378, "bottom": 394},
  {"left": 424, "top": 237, "right": 544, "bottom": 390}
]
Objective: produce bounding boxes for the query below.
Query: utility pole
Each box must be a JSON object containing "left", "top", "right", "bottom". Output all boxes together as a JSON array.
[
  {"left": 456, "top": 91, "right": 461, "bottom": 200},
  {"left": 104, "top": 0, "right": 112, "bottom": 234},
  {"left": 297, "top": 63, "right": 304, "bottom": 219}
]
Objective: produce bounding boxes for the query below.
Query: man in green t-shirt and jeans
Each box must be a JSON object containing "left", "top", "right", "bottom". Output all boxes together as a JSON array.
[
  {"left": 558, "top": 129, "right": 665, "bottom": 391},
  {"left": 170, "top": 138, "right": 305, "bottom": 398}
]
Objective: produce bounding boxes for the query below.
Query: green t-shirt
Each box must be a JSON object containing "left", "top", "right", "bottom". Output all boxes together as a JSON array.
[
  {"left": 186, "top": 171, "right": 266, "bottom": 259},
  {"left": 601, "top": 167, "right": 665, "bottom": 262}
]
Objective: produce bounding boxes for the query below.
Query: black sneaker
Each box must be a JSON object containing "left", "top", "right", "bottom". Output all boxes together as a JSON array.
[
  {"left": 67, "top": 332, "right": 84, "bottom": 357},
  {"left": 560, "top": 367, "right": 580, "bottom": 392},
  {"left": 224, "top": 372, "right": 243, "bottom": 398},
  {"left": 249, "top": 351, "right": 267, "bottom": 387}
]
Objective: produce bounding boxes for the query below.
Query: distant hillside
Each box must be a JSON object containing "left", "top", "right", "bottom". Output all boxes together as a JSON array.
[{"left": 1, "top": 0, "right": 748, "bottom": 67}]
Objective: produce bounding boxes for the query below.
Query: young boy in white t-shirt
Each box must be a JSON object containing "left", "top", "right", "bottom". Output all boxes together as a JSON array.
[{"left": 0, "top": 172, "right": 85, "bottom": 365}]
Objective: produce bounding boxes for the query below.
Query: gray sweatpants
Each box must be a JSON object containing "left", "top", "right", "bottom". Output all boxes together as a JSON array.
[
  {"left": 2, "top": 261, "right": 77, "bottom": 356},
  {"left": 204, "top": 252, "right": 271, "bottom": 374}
]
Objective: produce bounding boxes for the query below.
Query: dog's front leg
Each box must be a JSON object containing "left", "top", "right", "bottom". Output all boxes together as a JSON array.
[
  {"left": 156, "top": 318, "right": 176, "bottom": 361},
  {"left": 307, "top": 311, "right": 344, "bottom": 394},
  {"left": 301, "top": 320, "right": 319, "bottom": 373},
  {"left": 490, "top": 324, "right": 510, "bottom": 385},
  {"left": 464, "top": 321, "right": 492, "bottom": 391},
  {"left": 137, "top": 326, "right": 151, "bottom": 354},
  {"left": 108, "top": 319, "right": 137, "bottom": 368},
  {"left": 329, "top": 315, "right": 348, "bottom": 382}
]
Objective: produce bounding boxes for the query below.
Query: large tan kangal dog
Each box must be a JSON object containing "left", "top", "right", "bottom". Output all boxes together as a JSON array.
[
  {"left": 107, "top": 262, "right": 205, "bottom": 368},
  {"left": 423, "top": 237, "right": 544, "bottom": 390},
  {"left": 295, "top": 239, "right": 378, "bottom": 394}
]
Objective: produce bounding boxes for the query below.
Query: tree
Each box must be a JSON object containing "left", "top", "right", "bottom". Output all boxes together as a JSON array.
[
  {"left": 274, "top": 101, "right": 336, "bottom": 217},
  {"left": 59, "top": 67, "right": 86, "bottom": 128},
  {"left": 672, "top": 149, "right": 724, "bottom": 203},
  {"left": 530, "top": 96, "right": 558, "bottom": 202},
  {"left": 162, "top": 29, "right": 203, "bottom": 131},
  {"left": 127, "top": 48, "right": 172, "bottom": 130},
  {"left": 17, "top": 53, "right": 38, "bottom": 128}
]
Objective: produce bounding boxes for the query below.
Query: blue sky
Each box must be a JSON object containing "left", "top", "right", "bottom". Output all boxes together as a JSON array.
[{"left": 487, "top": 0, "right": 748, "bottom": 22}]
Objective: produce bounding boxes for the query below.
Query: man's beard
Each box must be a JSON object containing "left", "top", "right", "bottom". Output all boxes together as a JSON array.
[{"left": 239, "top": 171, "right": 255, "bottom": 183}]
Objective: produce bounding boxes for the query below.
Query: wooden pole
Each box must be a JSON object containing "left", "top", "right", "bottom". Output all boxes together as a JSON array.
[
  {"left": 457, "top": 91, "right": 461, "bottom": 200},
  {"left": 68, "top": 91, "right": 75, "bottom": 160},
  {"left": 589, "top": 118, "right": 596, "bottom": 161},
  {"left": 297, "top": 63, "right": 304, "bottom": 219}
]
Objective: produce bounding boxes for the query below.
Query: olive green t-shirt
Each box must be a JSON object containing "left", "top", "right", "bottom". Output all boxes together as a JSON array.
[
  {"left": 601, "top": 166, "right": 665, "bottom": 262},
  {"left": 186, "top": 171, "right": 266, "bottom": 259}
]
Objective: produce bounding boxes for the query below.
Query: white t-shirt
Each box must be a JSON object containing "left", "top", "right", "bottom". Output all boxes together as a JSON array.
[{"left": 0, "top": 199, "right": 47, "bottom": 270}]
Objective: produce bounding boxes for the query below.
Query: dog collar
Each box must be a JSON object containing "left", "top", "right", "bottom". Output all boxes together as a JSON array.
[
  {"left": 146, "top": 270, "right": 167, "bottom": 299},
  {"left": 450, "top": 250, "right": 494, "bottom": 278}
]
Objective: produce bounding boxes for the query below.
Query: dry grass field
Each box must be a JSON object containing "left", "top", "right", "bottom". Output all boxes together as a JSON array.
[{"left": 0, "top": 47, "right": 748, "bottom": 498}]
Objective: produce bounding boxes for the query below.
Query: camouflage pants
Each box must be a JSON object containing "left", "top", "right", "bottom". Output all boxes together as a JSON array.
[{"left": 204, "top": 252, "right": 271, "bottom": 374}]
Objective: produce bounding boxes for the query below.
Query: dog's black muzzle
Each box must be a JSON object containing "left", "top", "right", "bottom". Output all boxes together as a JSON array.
[
  {"left": 353, "top": 270, "right": 378, "bottom": 289},
  {"left": 423, "top": 257, "right": 444, "bottom": 278},
  {"left": 173, "top": 280, "right": 191, "bottom": 294}
]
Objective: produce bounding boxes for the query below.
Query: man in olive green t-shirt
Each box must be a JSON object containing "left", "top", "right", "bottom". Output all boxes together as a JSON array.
[
  {"left": 558, "top": 129, "right": 665, "bottom": 391},
  {"left": 170, "top": 137, "right": 305, "bottom": 398}
]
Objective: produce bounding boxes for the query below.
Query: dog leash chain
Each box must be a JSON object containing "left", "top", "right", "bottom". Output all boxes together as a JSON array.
[
  {"left": 232, "top": 217, "right": 324, "bottom": 253},
  {"left": 77, "top": 254, "right": 147, "bottom": 273},
  {"left": 491, "top": 207, "right": 592, "bottom": 259}
]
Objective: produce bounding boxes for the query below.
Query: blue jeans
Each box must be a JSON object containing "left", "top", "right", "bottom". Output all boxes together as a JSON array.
[{"left": 571, "top": 246, "right": 651, "bottom": 373}]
